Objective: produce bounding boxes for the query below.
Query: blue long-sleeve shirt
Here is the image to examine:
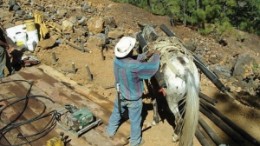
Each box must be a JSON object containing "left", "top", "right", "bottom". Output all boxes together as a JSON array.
[{"left": 114, "top": 53, "right": 160, "bottom": 100}]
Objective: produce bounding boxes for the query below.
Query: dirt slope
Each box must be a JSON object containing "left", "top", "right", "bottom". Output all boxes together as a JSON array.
[
  {"left": 36, "top": 0, "right": 260, "bottom": 145},
  {"left": 1, "top": 0, "right": 260, "bottom": 145}
]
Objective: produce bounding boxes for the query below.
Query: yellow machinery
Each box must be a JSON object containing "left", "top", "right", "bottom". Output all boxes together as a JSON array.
[{"left": 46, "top": 137, "right": 64, "bottom": 146}]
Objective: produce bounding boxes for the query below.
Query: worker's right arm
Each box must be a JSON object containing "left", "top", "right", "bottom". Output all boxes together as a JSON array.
[{"left": 136, "top": 53, "right": 160, "bottom": 79}]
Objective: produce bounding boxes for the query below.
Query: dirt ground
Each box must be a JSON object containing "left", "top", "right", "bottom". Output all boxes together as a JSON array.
[
  {"left": 2, "top": 0, "right": 260, "bottom": 145},
  {"left": 35, "top": 0, "right": 259, "bottom": 146}
]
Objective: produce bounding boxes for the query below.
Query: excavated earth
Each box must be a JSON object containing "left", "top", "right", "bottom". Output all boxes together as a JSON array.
[{"left": 0, "top": 0, "right": 260, "bottom": 146}]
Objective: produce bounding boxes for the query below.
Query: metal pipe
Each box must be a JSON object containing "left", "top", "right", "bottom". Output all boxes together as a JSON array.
[
  {"left": 77, "top": 119, "right": 102, "bottom": 137},
  {"left": 199, "top": 118, "right": 224, "bottom": 145},
  {"left": 200, "top": 104, "right": 245, "bottom": 144},
  {"left": 199, "top": 92, "right": 217, "bottom": 105},
  {"left": 160, "top": 24, "right": 175, "bottom": 37},
  {"left": 193, "top": 55, "right": 228, "bottom": 93},
  {"left": 201, "top": 99, "right": 260, "bottom": 146},
  {"left": 195, "top": 128, "right": 212, "bottom": 146}
]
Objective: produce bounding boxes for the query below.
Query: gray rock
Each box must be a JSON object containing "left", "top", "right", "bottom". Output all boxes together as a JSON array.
[
  {"left": 62, "top": 20, "right": 74, "bottom": 33},
  {"left": 141, "top": 25, "right": 158, "bottom": 42},
  {"left": 68, "top": 16, "right": 77, "bottom": 24},
  {"left": 81, "top": 2, "right": 90, "bottom": 12},
  {"left": 210, "top": 65, "right": 232, "bottom": 78},
  {"left": 78, "top": 16, "right": 86, "bottom": 25},
  {"left": 14, "top": 10, "right": 25, "bottom": 18},
  {"left": 107, "top": 28, "right": 124, "bottom": 39},
  {"left": 232, "top": 53, "right": 254, "bottom": 79},
  {"left": 87, "top": 16, "right": 104, "bottom": 34},
  {"left": 104, "top": 17, "right": 117, "bottom": 28},
  {"left": 57, "top": 8, "right": 67, "bottom": 18},
  {"left": 87, "top": 33, "right": 106, "bottom": 49},
  {"left": 184, "top": 41, "right": 197, "bottom": 52},
  {"left": 12, "top": 4, "right": 21, "bottom": 11}
]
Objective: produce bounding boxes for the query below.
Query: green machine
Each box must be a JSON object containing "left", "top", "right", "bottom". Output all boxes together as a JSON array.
[{"left": 59, "top": 105, "right": 102, "bottom": 137}]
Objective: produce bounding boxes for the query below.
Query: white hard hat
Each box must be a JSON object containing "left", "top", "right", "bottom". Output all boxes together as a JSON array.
[{"left": 114, "top": 36, "right": 136, "bottom": 58}]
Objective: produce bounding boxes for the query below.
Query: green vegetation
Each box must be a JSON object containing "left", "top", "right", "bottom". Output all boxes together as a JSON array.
[{"left": 111, "top": 0, "right": 260, "bottom": 36}]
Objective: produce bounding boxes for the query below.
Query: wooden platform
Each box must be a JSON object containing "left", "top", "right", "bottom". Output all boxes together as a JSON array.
[{"left": 0, "top": 64, "right": 131, "bottom": 146}]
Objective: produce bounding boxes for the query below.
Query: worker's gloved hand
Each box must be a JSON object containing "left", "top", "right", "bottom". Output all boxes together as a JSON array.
[
  {"left": 146, "top": 50, "right": 160, "bottom": 58},
  {"left": 158, "top": 88, "right": 167, "bottom": 96},
  {"left": 153, "top": 50, "right": 160, "bottom": 55}
]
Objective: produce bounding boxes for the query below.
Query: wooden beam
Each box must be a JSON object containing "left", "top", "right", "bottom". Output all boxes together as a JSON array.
[{"left": 8, "top": 66, "right": 129, "bottom": 145}]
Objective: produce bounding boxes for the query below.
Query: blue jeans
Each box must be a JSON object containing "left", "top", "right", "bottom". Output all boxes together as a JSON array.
[
  {"left": 106, "top": 97, "right": 143, "bottom": 146},
  {"left": 0, "top": 46, "right": 5, "bottom": 78}
]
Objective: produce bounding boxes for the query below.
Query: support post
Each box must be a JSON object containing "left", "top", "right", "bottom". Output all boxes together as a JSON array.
[
  {"left": 85, "top": 65, "right": 93, "bottom": 81},
  {"left": 72, "top": 62, "right": 76, "bottom": 74},
  {"left": 52, "top": 52, "right": 57, "bottom": 64}
]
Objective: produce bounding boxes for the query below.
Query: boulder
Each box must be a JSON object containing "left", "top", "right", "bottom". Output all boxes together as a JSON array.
[
  {"left": 104, "top": 17, "right": 117, "bottom": 28},
  {"left": 57, "top": 8, "right": 67, "bottom": 18},
  {"left": 232, "top": 53, "right": 255, "bottom": 79},
  {"left": 87, "top": 33, "right": 106, "bottom": 50},
  {"left": 62, "top": 20, "right": 74, "bottom": 33},
  {"left": 37, "top": 35, "right": 59, "bottom": 49},
  {"left": 107, "top": 29, "right": 124, "bottom": 39},
  {"left": 87, "top": 16, "right": 104, "bottom": 34},
  {"left": 68, "top": 16, "right": 78, "bottom": 24}
]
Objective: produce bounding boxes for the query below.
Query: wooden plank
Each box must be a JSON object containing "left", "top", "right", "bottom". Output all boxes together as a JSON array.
[
  {"left": 0, "top": 134, "right": 11, "bottom": 146},
  {"left": 3, "top": 67, "right": 128, "bottom": 145},
  {"left": 36, "top": 65, "right": 131, "bottom": 135},
  {"left": 11, "top": 73, "right": 116, "bottom": 146},
  {"left": 0, "top": 83, "right": 58, "bottom": 146}
]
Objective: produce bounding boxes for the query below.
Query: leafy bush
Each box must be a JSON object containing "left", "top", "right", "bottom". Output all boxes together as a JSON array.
[{"left": 111, "top": 0, "right": 260, "bottom": 36}]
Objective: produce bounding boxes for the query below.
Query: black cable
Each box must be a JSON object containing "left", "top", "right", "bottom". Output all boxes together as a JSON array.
[
  {"left": 0, "top": 80, "right": 58, "bottom": 146},
  {"left": 0, "top": 111, "right": 58, "bottom": 146},
  {"left": 0, "top": 95, "right": 55, "bottom": 134},
  {"left": 0, "top": 80, "right": 33, "bottom": 133}
]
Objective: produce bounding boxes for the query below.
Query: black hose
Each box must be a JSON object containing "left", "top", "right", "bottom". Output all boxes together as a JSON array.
[
  {"left": 0, "top": 80, "right": 33, "bottom": 133},
  {"left": 0, "top": 112, "right": 57, "bottom": 146},
  {"left": 0, "top": 95, "right": 55, "bottom": 133},
  {"left": 160, "top": 24, "right": 175, "bottom": 37},
  {"left": 0, "top": 80, "right": 57, "bottom": 146},
  {"left": 193, "top": 55, "right": 227, "bottom": 93}
]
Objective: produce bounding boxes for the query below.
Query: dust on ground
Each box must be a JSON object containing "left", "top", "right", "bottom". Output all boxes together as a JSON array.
[
  {"left": 36, "top": 1, "right": 260, "bottom": 145},
  {"left": 2, "top": 0, "right": 260, "bottom": 145}
]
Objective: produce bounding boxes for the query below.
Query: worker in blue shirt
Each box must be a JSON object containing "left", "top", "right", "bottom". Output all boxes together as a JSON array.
[{"left": 106, "top": 36, "right": 160, "bottom": 146}]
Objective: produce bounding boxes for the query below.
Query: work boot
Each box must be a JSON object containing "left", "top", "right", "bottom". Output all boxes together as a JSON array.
[
  {"left": 105, "top": 133, "right": 128, "bottom": 146},
  {"left": 131, "top": 139, "right": 145, "bottom": 146},
  {"left": 138, "top": 139, "right": 145, "bottom": 146}
]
